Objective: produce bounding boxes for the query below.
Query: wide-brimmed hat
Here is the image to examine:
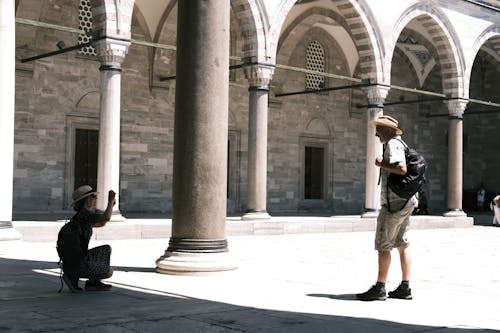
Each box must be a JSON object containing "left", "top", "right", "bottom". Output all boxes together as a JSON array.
[
  {"left": 72, "top": 185, "right": 97, "bottom": 205},
  {"left": 371, "top": 115, "right": 403, "bottom": 135}
]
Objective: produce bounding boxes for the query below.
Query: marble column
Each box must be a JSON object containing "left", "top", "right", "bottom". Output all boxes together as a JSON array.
[
  {"left": 361, "top": 86, "right": 389, "bottom": 218},
  {"left": 156, "top": 0, "right": 236, "bottom": 274},
  {"left": 444, "top": 100, "right": 467, "bottom": 217},
  {"left": 242, "top": 64, "right": 274, "bottom": 221},
  {"left": 94, "top": 40, "right": 130, "bottom": 221},
  {"left": 0, "top": 0, "right": 21, "bottom": 240}
]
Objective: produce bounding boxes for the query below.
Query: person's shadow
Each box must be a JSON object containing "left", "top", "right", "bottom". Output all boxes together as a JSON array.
[{"left": 307, "top": 293, "right": 358, "bottom": 301}]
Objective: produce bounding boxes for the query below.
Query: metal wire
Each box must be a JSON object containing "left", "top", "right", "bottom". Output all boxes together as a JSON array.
[{"left": 14, "top": 17, "right": 500, "bottom": 109}]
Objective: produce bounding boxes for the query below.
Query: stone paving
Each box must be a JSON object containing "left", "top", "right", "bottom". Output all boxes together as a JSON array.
[{"left": 1, "top": 223, "right": 500, "bottom": 332}]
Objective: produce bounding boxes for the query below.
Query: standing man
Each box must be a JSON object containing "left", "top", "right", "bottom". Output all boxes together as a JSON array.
[{"left": 357, "top": 115, "right": 417, "bottom": 301}]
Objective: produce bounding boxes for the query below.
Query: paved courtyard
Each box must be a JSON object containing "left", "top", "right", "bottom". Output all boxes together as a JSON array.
[{"left": 1, "top": 223, "right": 500, "bottom": 332}]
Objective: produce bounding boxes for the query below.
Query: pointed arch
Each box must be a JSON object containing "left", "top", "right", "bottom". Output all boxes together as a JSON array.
[
  {"left": 305, "top": 117, "right": 331, "bottom": 137},
  {"left": 75, "top": 90, "right": 100, "bottom": 111},
  {"left": 467, "top": 25, "right": 500, "bottom": 98},
  {"left": 269, "top": 0, "right": 383, "bottom": 82},
  {"left": 277, "top": 7, "right": 357, "bottom": 76},
  {"left": 385, "top": 2, "right": 465, "bottom": 98},
  {"left": 231, "top": 0, "right": 270, "bottom": 63}
]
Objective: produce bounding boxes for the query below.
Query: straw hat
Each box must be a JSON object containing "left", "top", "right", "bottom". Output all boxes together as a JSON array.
[
  {"left": 72, "top": 185, "right": 97, "bottom": 205},
  {"left": 370, "top": 115, "right": 403, "bottom": 135}
]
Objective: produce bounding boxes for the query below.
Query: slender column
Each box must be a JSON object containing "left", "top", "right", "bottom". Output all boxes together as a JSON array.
[
  {"left": 94, "top": 40, "right": 129, "bottom": 221},
  {"left": 362, "top": 86, "right": 389, "bottom": 218},
  {"left": 0, "top": 0, "right": 21, "bottom": 240},
  {"left": 444, "top": 100, "right": 467, "bottom": 217},
  {"left": 156, "top": 0, "right": 236, "bottom": 274},
  {"left": 242, "top": 64, "right": 274, "bottom": 221}
]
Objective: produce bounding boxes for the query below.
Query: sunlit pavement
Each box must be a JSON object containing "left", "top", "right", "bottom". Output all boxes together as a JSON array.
[{"left": 1, "top": 224, "right": 499, "bottom": 332}]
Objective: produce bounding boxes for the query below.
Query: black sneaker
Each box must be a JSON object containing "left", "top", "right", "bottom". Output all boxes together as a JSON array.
[
  {"left": 85, "top": 280, "right": 112, "bottom": 291},
  {"left": 62, "top": 274, "right": 83, "bottom": 293},
  {"left": 388, "top": 283, "right": 412, "bottom": 300},
  {"left": 356, "top": 285, "right": 386, "bottom": 301}
]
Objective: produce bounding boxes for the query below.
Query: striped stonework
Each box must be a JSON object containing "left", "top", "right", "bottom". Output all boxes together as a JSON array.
[
  {"left": 90, "top": 0, "right": 134, "bottom": 40},
  {"left": 385, "top": 3, "right": 464, "bottom": 98},
  {"left": 231, "top": 0, "right": 268, "bottom": 63},
  {"left": 334, "top": 0, "right": 383, "bottom": 82}
]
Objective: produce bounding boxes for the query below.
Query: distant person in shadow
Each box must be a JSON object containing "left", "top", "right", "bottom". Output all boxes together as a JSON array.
[
  {"left": 477, "top": 183, "right": 485, "bottom": 212},
  {"left": 57, "top": 185, "right": 116, "bottom": 292},
  {"left": 491, "top": 194, "right": 500, "bottom": 227}
]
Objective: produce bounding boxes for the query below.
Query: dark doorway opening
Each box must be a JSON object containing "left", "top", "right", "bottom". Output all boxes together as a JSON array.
[
  {"left": 74, "top": 128, "right": 98, "bottom": 190},
  {"left": 304, "top": 146, "right": 324, "bottom": 199}
]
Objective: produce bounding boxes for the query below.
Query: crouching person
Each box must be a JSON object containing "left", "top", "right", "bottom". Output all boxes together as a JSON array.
[{"left": 57, "top": 185, "right": 116, "bottom": 292}]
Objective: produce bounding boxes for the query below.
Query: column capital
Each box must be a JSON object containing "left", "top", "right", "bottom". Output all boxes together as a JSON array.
[
  {"left": 244, "top": 64, "right": 275, "bottom": 89},
  {"left": 446, "top": 99, "right": 468, "bottom": 118},
  {"left": 364, "top": 85, "right": 390, "bottom": 108},
  {"left": 94, "top": 39, "right": 130, "bottom": 69}
]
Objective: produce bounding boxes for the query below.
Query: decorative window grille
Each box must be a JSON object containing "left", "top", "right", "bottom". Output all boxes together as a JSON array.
[
  {"left": 305, "top": 40, "right": 325, "bottom": 90},
  {"left": 78, "top": 0, "right": 96, "bottom": 56}
]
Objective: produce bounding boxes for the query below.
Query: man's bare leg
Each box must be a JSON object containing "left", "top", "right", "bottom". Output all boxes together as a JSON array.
[
  {"left": 397, "top": 246, "right": 411, "bottom": 281},
  {"left": 377, "top": 250, "right": 391, "bottom": 283}
]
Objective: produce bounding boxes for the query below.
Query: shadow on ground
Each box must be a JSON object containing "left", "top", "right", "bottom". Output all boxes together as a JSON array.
[{"left": 1, "top": 257, "right": 497, "bottom": 333}]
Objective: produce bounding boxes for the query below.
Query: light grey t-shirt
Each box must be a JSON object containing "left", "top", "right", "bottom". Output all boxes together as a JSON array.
[{"left": 380, "top": 136, "right": 417, "bottom": 211}]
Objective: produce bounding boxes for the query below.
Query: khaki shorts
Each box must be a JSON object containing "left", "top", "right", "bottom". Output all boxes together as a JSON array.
[{"left": 375, "top": 200, "right": 415, "bottom": 252}]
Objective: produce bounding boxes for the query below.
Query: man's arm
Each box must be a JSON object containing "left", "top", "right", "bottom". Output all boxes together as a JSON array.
[
  {"left": 375, "top": 157, "right": 407, "bottom": 175},
  {"left": 94, "top": 190, "right": 116, "bottom": 228}
]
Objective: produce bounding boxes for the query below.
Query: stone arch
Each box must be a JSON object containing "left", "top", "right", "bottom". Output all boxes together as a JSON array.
[
  {"left": 278, "top": 7, "right": 350, "bottom": 50},
  {"left": 269, "top": 0, "right": 383, "bottom": 82},
  {"left": 75, "top": 90, "right": 100, "bottom": 111},
  {"left": 90, "top": 0, "right": 134, "bottom": 40},
  {"left": 275, "top": 23, "right": 349, "bottom": 95},
  {"left": 277, "top": 8, "right": 356, "bottom": 76},
  {"left": 231, "top": 0, "right": 269, "bottom": 63},
  {"left": 148, "top": 2, "right": 177, "bottom": 87},
  {"left": 130, "top": 4, "right": 156, "bottom": 89},
  {"left": 385, "top": 2, "right": 465, "bottom": 98},
  {"left": 304, "top": 117, "right": 331, "bottom": 137},
  {"left": 395, "top": 29, "right": 439, "bottom": 88},
  {"left": 467, "top": 25, "right": 500, "bottom": 98},
  {"left": 132, "top": 4, "right": 153, "bottom": 42}
]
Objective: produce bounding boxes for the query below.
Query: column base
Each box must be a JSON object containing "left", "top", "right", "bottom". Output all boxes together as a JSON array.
[
  {"left": 110, "top": 211, "right": 126, "bottom": 222},
  {"left": 0, "top": 222, "right": 22, "bottom": 241},
  {"left": 443, "top": 209, "right": 467, "bottom": 217},
  {"left": 156, "top": 251, "right": 238, "bottom": 275},
  {"left": 241, "top": 211, "right": 271, "bottom": 221},
  {"left": 361, "top": 209, "right": 379, "bottom": 218}
]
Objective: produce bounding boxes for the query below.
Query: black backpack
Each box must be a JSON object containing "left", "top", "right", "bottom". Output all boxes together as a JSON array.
[
  {"left": 387, "top": 138, "right": 427, "bottom": 199},
  {"left": 56, "top": 219, "right": 85, "bottom": 276}
]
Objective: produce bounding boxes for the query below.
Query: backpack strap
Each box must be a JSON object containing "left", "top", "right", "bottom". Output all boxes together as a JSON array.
[
  {"left": 388, "top": 137, "right": 408, "bottom": 152},
  {"left": 57, "top": 263, "right": 64, "bottom": 293},
  {"left": 385, "top": 137, "right": 410, "bottom": 213}
]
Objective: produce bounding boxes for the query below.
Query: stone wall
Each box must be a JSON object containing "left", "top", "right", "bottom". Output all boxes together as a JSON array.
[{"left": 11, "top": 1, "right": 500, "bottom": 217}]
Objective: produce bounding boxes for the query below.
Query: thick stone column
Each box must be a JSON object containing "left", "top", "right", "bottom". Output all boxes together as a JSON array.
[
  {"left": 242, "top": 64, "right": 274, "bottom": 221},
  {"left": 444, "top": 100, "right": 467, "bottom": 217},
  {"left": 361, "top": 86, "right": 388, "bottom": 218},
  {"left": 156, "top": 0, "right": 236, "bottom": 274},
  {"left": 0, "top": 0, "right": 21, "bottom": 240},
  {"left": 94, "top": 40, "right": 129, "bottom": 221}
]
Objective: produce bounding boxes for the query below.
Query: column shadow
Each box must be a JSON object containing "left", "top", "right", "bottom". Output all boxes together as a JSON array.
[{"left": 1, "top": 257, "right": 497, "bottom": 332}]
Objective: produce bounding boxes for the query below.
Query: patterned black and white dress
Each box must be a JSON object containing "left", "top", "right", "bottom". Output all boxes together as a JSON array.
[{"left": 71, "top": 209, "right": 112, "bottom": 280}]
